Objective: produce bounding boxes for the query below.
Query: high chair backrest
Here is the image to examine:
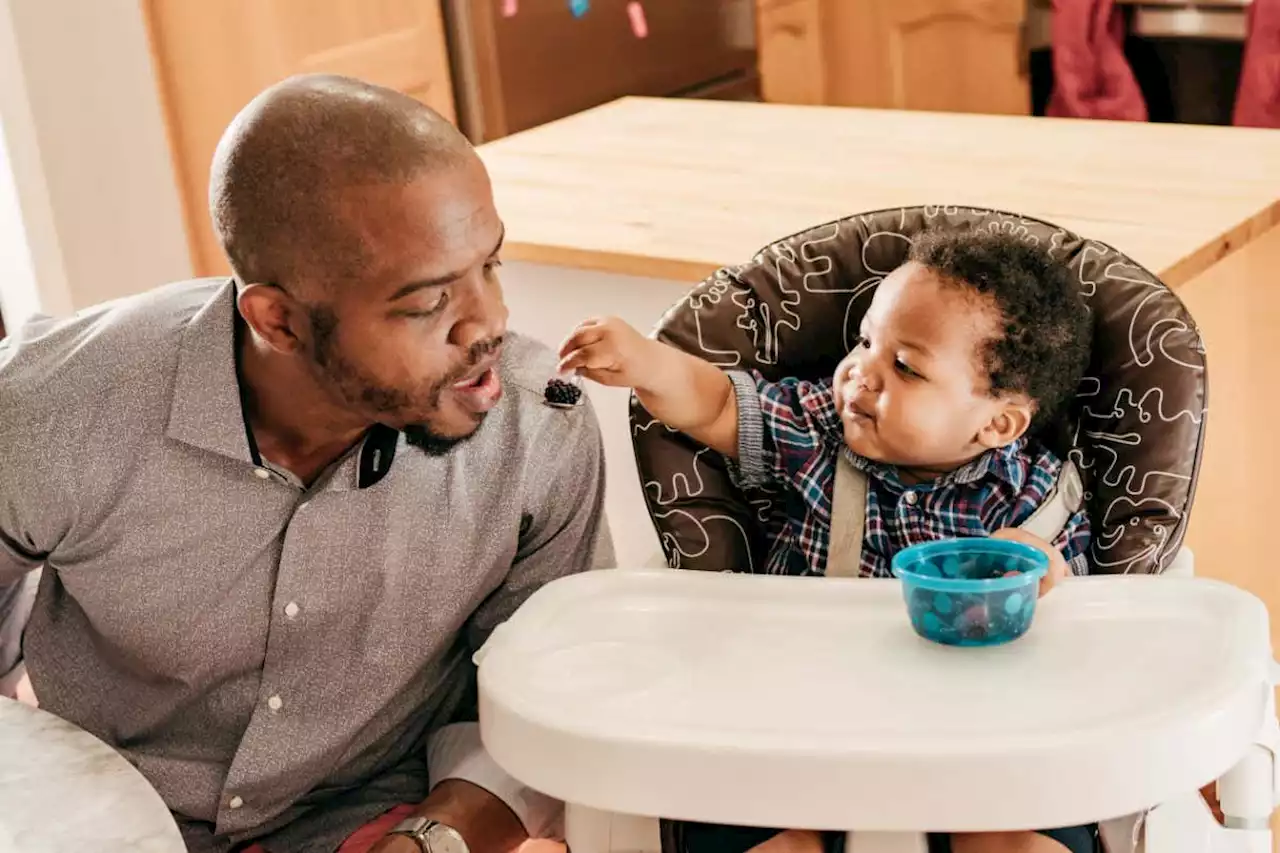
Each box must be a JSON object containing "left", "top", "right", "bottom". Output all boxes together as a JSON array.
[{"left": 630, "top": 207, "right": 1207, "bottom": 575}]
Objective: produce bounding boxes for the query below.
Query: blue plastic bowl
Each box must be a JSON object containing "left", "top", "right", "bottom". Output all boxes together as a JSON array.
[{"left": 890, "top": 538, "right": 1049, "bottom": 647}]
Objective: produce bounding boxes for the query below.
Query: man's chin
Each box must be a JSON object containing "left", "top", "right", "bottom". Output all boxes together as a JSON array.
[{"left": 402, "top": 415, "right": 487, "bottom": 457}]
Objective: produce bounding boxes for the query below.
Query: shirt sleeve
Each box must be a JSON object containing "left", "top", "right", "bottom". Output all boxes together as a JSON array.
[
  {"left": 427, "top": 722, "right": 564, "bottom": 839},
  {"left": 1054, "top": 507, "right": 1091, "bottom": 577},
  {"left": 0, "top": 321, "right": 74, "bottom": 687},
  {"left": 464, "top": 395, "right": 614, "bottom": 650},
  {"left": 727, "top": 369, "right": 843, "bottom": 491},
  {"left": 439, "top": 396, "right": 612, "bottom": 839}
]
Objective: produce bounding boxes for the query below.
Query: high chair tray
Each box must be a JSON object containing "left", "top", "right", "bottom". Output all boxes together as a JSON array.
[{"left": 476, "top": 569, "right": 1272, "bottom": 833}]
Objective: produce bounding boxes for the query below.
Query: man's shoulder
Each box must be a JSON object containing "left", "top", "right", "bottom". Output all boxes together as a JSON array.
[
  {"left": 499, "top": 332, "right": 560, "bottom": 401},
  {"left": 1, "top": 279, "right": 225, "bottom": 421},
  {"left": 3, "top": 279, "right": 223, "bottom": 367},
  {"left": 483, "top": 332, "right": 603, "bottom": 458}
]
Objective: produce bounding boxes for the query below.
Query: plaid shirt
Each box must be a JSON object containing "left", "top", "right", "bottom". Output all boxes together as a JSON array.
[{"left": 727, "top": 371, "right": 1091, "bottom": 578}]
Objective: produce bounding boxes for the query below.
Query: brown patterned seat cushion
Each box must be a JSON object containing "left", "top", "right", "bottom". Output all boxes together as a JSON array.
[{"left": 630, "top": 206, "right": 1207, "bottom": 575}]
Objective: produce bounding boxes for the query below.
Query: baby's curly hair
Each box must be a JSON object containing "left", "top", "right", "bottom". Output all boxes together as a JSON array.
[{"left": 908, "top": 229, "right": 1092, "bottom": 433}]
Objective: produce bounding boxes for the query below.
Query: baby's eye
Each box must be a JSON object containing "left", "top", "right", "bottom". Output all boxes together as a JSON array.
[
  {"left": 895, "top": 357, "right": 920, "bottom": 378},
  {"left": 852, "top": 335, "right": 869, "bottom": 350}
]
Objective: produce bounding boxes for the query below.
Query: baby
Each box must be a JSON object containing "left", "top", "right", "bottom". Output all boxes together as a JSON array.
[{"left": 560, "top": 230, "right": 1096, "bottom": 853}]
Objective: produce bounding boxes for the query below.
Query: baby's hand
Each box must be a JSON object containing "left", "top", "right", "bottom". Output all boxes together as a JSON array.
[
  {"left": 990, "top": 528, "right": 1069, "bottom": 598},
  {"left": 558, "top": 317, "right": 656, "bottom": 390}
]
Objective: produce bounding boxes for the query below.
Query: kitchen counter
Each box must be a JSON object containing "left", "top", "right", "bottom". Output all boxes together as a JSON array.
[
  {"left": 479, "top": 96, "right": 1280, "bottom": 287},
  {"left": 481, "top": 96, "right": 1280, "bottom": 569}
]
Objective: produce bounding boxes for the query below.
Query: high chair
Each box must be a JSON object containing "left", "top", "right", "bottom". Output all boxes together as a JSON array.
[{"left": 475, "top": 207, "right": 1278, "bottom": 853}]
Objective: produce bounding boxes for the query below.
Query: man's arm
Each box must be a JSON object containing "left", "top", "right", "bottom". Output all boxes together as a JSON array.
[
  {"left": 375, "top": 396, "right": 613, "bottom": 853},
  {"left": 0, "top": 571, "right": 40, "bottom": 699},
  {"left": 0, "top": 322, "right": 72, "bottom": 697}
]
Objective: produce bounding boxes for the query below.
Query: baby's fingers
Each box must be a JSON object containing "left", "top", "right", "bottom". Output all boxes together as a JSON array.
[
  {"left": 558, "top": 342, "right": 617, "bottom": 375},
  {"left": 557, "top": 320, "right": 608, "bottom": 359}
]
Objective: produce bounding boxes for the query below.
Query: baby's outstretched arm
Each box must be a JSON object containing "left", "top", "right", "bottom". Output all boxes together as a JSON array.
[{"left": 558, "top": 317, "right": 740, "bottom": 457}]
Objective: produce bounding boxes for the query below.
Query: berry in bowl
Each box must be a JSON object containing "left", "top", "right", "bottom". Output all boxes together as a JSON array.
[{"left": 890, "top": 538, "right": 1049, "bottom": 647}]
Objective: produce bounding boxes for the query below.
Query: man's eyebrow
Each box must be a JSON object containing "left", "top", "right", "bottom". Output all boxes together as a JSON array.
[{"left": 387, "top": 228, "right": 506, "bottom": 302}]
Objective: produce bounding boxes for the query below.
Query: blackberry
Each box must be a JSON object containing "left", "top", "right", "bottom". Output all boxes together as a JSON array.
[{"left": 544, "top": 378, "right": 583, "bottom": 408}]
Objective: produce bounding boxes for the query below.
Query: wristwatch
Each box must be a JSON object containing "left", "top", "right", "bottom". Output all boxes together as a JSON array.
[{"left": 387, "top": 817, "right": 469, "bottom": 853}]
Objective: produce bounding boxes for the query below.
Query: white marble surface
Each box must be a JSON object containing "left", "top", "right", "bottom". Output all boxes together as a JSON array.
[{"left": 0, "top": 696, "right": 184, "bottom": 852}]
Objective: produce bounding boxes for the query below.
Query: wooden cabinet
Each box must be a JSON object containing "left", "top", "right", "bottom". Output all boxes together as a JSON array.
[
  {"left": 144, "top": 0, "right": 456, "bottom": 277},
  {"left": 757, "top": 0, "right": 1031, "bottom": 116},
  {"left": 756, "top": 0, "right": 830, "bottom": 105}
]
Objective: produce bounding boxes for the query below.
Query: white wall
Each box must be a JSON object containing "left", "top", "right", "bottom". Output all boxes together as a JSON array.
[
  {"left": 0, "top": 0, "right": 191, "bottom": 326},
  {"left": 0, "top": 0, "right": 68, "bottom": 327},
  {"left": 0, "top": 102, "right": 44, "bottom": 330},
  {"left": 502, "top": 261, "right": 692, "bottom": 567}
]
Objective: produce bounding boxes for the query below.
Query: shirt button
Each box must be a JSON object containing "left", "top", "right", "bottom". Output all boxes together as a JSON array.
[
  {"left": 284, "top": 602, "right": 300, "bottom": 619},
  {"left": 903, "top": 491, "right": 918, "bottom": 506},
  {"left": 267, "top": 695, "right": 283, "bottom": 711},
  {"left": 252, "top": 468, "right": 270, "bottom": 480},
  {"left": 229, "top": 796, "right": 244, "bottom": 810}
]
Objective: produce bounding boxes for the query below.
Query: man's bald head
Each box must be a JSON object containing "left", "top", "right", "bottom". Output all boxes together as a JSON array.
[{"left": 210, "top": 74, "right": 475, "bottom": 290}]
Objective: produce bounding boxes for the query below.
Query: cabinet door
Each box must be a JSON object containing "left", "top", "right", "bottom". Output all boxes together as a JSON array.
[
  {"left": 756, "top": 0, "right": 828, "bottom": 105},
  {"left": 878, "top": 0, "right": 1029, "bottom": 115},
  {"left": 145, "top": 0, "right": 456, "bottom": 277}
]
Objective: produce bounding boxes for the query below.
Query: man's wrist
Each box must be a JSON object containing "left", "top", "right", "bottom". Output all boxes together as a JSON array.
[
  {"left": 410, "top": 779, "right": 527, "bottom": 853},
  {"left": 378, "top": 835, "right": 427, "bottom": 853}
]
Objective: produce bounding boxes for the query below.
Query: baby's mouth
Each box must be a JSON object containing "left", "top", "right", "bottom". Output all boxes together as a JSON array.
[{"left": 846, "top": 399, "right": 876, "bottom": 422}]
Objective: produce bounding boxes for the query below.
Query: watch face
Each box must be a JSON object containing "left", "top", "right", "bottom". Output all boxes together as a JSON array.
[{"left": 425, "top": 823, "right": 469, "bottom": 853}]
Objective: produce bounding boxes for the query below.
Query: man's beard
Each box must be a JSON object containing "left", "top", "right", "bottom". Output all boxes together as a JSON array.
[
  {"left": 402, "top": 424, "right": 471, "bottom": 456},
  {"left": 308, "top": 305, "right": 502, "bottom": 457}
]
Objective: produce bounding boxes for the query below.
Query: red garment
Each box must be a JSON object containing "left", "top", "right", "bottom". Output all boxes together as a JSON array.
[
  {"left": 239, "top": 805, "right": 415, "bottom": 853},
  {"left": 1047, "top": 0, "right": 1148, "bottom": 121},
  {"left": 1234, "top": 0, "right": 1280, "bottom": 128}
]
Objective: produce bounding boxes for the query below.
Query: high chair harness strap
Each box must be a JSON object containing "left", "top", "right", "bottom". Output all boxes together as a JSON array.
[
  {"left": 826, "top": 453, "right": 868, "bottom": 578},
  {"left": 825, "top": 453, "right": 1085, "bottom": 578}
]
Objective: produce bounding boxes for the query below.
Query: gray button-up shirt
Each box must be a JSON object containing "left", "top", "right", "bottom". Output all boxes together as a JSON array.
[{"left": 0, "top": 280, "right": 613, "bottom": 852}]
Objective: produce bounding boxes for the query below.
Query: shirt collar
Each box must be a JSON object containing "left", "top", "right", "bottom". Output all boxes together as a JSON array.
[
  {"left": 848, "top": 438, "right": 1028, "bottom": 493},
  {"left": 166, "top": 280, "right": 399, "bottom": 490},
  {"left": 167, "top": 281, "right": 254, "bottom": 463}
]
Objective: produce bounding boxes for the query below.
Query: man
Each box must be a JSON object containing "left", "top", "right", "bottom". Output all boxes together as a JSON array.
[{"left": 0, "top": 75, "right": 612, "bottom": 853}]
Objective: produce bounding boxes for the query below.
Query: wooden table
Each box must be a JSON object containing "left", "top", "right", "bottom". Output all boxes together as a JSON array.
[
  {"left": 0, "top": 696, "right": 185, "bottom": 851},
  {"left": 479, "top": 96, "right": 1280, "bottom": 567},
  {"left": 480, "top": 96, "right": 1280, "bottom": 287}
]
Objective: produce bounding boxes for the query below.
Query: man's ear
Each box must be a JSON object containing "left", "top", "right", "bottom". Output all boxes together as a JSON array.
[
  {"left": 237, "top": 284, "right": 306, "bottom": 354},
  {"left": 975, "top": 398, "right": 1034, "bottom": 450}
]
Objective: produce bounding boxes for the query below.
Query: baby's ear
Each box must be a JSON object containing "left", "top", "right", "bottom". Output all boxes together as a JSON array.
[{"left": 976, "top": 397, "right": 1034, "bottom": 450}]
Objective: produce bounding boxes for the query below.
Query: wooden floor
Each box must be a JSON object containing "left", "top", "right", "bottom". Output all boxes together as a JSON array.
[{"left": 1177, "top": 223, "right": 1280, "bottom": 846}]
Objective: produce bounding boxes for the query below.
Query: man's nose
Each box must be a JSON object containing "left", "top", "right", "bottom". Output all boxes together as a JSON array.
[{"left": 449, "top": 277, "right": 508, "bottom": 350}]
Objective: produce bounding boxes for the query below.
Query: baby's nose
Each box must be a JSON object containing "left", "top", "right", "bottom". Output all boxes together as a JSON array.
[{"left": 851, "top": 362, "right": 882, "bottom": 393}]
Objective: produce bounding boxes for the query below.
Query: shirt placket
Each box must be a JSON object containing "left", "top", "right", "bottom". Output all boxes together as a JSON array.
[{"left": 215, "top": 459, "right": 348, "bottom": 833}]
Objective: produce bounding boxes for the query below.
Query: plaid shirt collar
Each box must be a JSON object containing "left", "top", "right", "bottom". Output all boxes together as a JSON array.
[{"left": 846, "top": 437, "right": 1030, "bottom": 495}]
